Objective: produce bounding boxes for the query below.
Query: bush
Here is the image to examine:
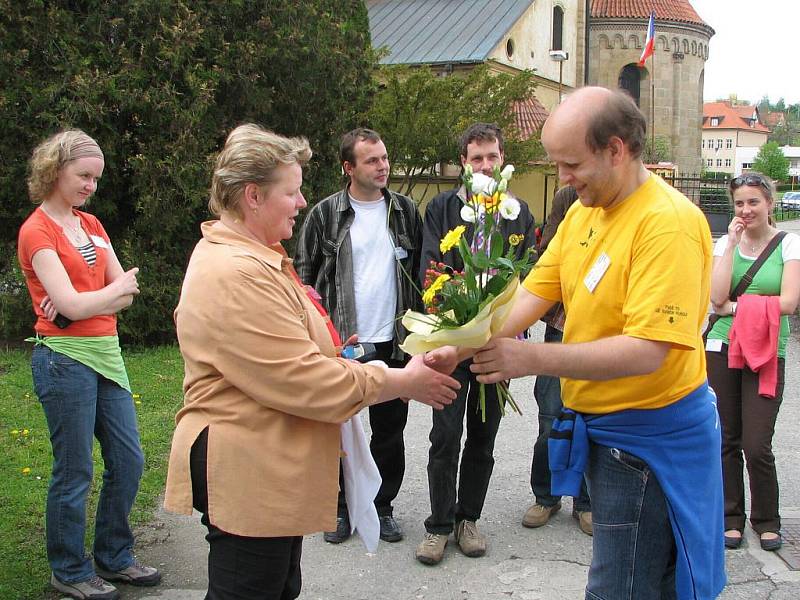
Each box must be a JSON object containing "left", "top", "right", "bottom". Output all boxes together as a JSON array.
[{"left": 0, "top": 1, "right": 376, "bottom": 344}]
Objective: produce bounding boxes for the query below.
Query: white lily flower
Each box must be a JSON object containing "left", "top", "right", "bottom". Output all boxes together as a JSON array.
[
  {"left": 470, "top": 172, "right": 497, "bottom": 195},
  {"left": 460, "top": 204, "right": 477, "bottom": 223},
  {"left": 500, "top": 164, "right": 515, "bottom": 180},
  {"left": 499, "top": 196, "right": 521, "bottom": 220}
]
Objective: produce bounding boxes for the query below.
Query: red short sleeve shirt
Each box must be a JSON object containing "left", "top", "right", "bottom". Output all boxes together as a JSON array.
[{"left": 17, "top": 207, "right": 117, "bottom": 337}]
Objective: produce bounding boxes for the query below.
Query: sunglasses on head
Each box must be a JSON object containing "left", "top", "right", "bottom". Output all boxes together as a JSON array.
[{"left": 730, "top": 174, "right": 770, "bottom": 192}]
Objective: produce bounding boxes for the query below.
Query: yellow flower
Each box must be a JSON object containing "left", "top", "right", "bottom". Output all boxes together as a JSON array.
[
  {"left": 135, "top": 400, "right": 142, "bottom": 406},
  {"left": 509, "top": 234, "right": 524, "bottom": 247},
  {"left": 422, "top": 274, "right": 451, "bottom": 305},
  {"left": 21, "top": 467, "right": 31, "bottom": 475},
  {"left": 132, "top": 393, "right": 141, "bottom": 399},
  {"left": 22, "top": 429, "right": 29, "bottom": 436},
  {"left": 10, "top": 429, "right": 18, "bottom": 436},
  {"left": 479, "top": 192, "right": 500, "bottom": 214},
  {"left": 439, "top": 226, "right": 466, "bottom": 253}
]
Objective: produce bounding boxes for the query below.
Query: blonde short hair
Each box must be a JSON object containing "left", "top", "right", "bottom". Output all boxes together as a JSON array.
[
  {"left": 209, "top": 124, "right": 312, "bottom": 217},
  {"left": 27, "top": 130, "right": 104, "bottom": 203}
]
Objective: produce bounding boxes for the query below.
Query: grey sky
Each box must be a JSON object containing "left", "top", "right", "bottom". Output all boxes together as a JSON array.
[{"left": 689, "top": 0, "right": 800, "bottom": 105}]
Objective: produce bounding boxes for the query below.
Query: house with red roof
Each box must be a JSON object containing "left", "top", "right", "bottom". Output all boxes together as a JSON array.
[{"left": 702, "top": 101, "right": 770, "bottom": 175}]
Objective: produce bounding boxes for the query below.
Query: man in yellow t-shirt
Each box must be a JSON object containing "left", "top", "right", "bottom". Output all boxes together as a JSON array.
[{"left": 428, "top": 87, "right": 725, "bottom": 599}]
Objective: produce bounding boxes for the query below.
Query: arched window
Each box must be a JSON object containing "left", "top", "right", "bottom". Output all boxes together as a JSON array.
[
  {"left": 618, "top": 64, "right": 641, "bottom": 106},
  {"left": 552, "top": 6, "right": 564, "bottom": 51}
]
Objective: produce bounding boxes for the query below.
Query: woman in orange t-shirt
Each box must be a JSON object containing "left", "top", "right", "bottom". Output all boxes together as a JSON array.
[{"left": 17, "top": 130, "right": 160, "bottom": 598}]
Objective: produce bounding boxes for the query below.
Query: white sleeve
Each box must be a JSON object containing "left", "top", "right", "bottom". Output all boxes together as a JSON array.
[
  {"left": 713, "top": 235, "right": 729, "bottom": 257},
  {"left": 782, "top": 232, "right": 800, "bottom": 261}
]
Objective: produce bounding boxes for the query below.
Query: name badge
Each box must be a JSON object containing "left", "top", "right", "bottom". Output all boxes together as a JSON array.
[
  {"left": 583, "top": 252, "right": 611, "bottom": 293},
  {"left": 394, "top": 246, "right": 408, "bottom": 260},
  {"left": 90, "top": 235, "right": 109, "bottom": 249},
  {"left": 705, "top": 338, "right": 723, "bottom": 352}
]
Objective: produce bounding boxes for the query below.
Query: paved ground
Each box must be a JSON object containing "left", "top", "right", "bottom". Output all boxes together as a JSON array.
[{"left": 113, "top": 220, "right": 800, "bottom": 600}]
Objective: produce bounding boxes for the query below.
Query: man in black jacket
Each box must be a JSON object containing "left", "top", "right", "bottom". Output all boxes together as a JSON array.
[{"left": 415, "top": 123, "right": 535, "bottom": 565}]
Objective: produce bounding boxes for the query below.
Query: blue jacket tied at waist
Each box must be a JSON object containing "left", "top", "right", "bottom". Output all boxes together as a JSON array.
[{"left": 549, "top": 382, "right": 725, "bottom": 600}]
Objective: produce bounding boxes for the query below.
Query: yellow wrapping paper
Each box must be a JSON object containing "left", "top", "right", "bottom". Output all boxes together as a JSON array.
[{"left": 399, "top": 278, "right": 520, "bottom": 355}]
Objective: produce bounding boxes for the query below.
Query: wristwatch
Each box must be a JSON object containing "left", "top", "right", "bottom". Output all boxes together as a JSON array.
[{"left": 730, "top": 301, "right": 737, "bottom": 316}]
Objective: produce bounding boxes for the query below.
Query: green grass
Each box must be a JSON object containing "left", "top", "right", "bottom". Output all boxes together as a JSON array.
[{"left": 0, "top": 345, "right": 184, "bottom": 599}]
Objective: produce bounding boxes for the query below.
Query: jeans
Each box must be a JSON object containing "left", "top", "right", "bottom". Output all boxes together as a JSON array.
[
  {"left": 531, "top": 325, "right": 591, "bottom": 511},
  {"left": 32, "top": 345, "right": 144, "bottom": 583},
  {"left": 424, "top": 362, "right": 502, "bottom": 534},
  {"left": 706, "top": 349, "right": 784, "bottom": 533},
  {"left": 191, "top": 428, "right": 302, "bottom": 600},
  {"left": 337, "top": 341, "right": 408, "bottom": 518},
  {"left": 586, "top": 443, "right": 676, "bottom": 600}
]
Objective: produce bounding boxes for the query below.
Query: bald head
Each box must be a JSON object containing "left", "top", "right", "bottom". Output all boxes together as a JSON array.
[{"left": 543, "top": 86, "right": 646, "bottom": 160}]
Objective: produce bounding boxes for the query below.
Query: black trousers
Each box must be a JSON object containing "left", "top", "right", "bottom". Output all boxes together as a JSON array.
[
  {"left": 706, "top": 349, "right": 784, "bottom": 534},
  {"left": 424, "top": 362, "right": 502, "bottom": 534},
  {"left": 191, "top": 428, "right": 303, "bottom": 600},
  {"left": 337, "top": 341, "right": 409, "bottom": 518}
]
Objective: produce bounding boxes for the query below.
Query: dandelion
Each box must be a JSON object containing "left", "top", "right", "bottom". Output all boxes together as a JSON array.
[
  {"left": 439, "top": 226, "right": 466, "bottom": 253},
  {"left": 132, "top": 393, "right": 141, "bottom": 399},
  {"left": 21, "top": 467, "right": 31, "bottom": 475},
  {"left": 422, "top": 274, "right": 451, "bottom": 305},
  {"left": 22, "top": 429, "right": 29, "bottom": 436},
  {"left": 10, "top": 429, "right": 19, "bottom": 436}
]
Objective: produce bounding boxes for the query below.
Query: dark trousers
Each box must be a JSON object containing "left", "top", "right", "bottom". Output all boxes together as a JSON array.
[
  {"left": 531, "top": 325, "right": 591, "bottom": 511},
  {"left": 706, "top": 349, "right": 784, "bottom": 534},
  {"left": 424, "top": 362, "right": 502, "bottom": 534},
  {"left": 337, "top": 341, "right": 408, "bottom": 517},
  {"left": 191, "top": 428, "right": 302, "bottom": 600}
]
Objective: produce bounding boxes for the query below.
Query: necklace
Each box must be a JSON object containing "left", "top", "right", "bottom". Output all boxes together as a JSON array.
[{"left": 41, "top": 205, "right": 85, "bottom": 245}]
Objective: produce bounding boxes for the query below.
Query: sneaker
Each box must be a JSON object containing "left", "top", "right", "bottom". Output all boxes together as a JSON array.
[
  {"left": 572, "top": 509, "right": 593, "bottom": 536},
  {"left": 95, "top": 560, "right": 161, "bottom": 587},
  {"left": 323, "top": 514, "right": 351, "bottom": 544},
  {"left": 522, "top": 502, "right": 561, "bottom": 528},
  {"left": 379, "top": 515, "right": 403, "bottom": 542},
  {"left": 50, "top": 573, "right": 120, "bottom": 599},
  {"left": 415, "top": 532, "right": 448, "bottom": 565},
  {"left": 455, "top": 520, "right": 486, "bottom": 558}
]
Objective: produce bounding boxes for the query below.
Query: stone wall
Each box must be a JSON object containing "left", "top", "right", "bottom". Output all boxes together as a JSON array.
[{"left": 588, "top": 18, "right": 713, "bottom": 174}]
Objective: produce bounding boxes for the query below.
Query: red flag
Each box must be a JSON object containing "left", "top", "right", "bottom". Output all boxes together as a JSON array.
[{"left": 638, "top": 13, "right": 655, "bottom": 67}]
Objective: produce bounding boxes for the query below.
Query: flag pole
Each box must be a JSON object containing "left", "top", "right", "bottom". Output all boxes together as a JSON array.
[{"left": 651, "top": 29, "right": 655, "bottom": 164}]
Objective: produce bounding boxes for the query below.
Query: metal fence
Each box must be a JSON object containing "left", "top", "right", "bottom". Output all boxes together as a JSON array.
[{"left": 661, "top": 173, "right": 730, "bottom": 234}]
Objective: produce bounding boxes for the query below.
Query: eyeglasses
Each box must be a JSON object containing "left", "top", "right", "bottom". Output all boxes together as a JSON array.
[{"left": 730, "top": 174, "right": 771, "bottom": 193}]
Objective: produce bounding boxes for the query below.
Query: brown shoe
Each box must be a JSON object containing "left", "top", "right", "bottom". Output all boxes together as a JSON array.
[
  {"left": 455, "top": 520, "right": 486, "bottom": 558},
  {"left": 415, "top": 533, "right": 448, "bottom": 565},
  {"left": 572, "top": 510, "right": 593, "bottom": 536},
  {"left": 522, "top": 502, "right": 561, "bottom": 528}
]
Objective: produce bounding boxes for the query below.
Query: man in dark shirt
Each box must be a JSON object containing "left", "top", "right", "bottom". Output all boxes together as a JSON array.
[{"left": 415, "top": 123, "right": 535, "bottom": 565}]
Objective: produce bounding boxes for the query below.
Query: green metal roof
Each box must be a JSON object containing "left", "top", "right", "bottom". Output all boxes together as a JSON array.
[{"left": 368, "top": 0, "right": 533, "bottom": 65}]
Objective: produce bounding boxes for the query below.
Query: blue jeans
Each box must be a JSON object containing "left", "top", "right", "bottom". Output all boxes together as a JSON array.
[
  {"left": 586, "top": 443, "right": 676, "bottom": 600},
  {"left": 531, "top": 325, "right": 591, "bottom": 511},
  {"left": 32, "top": 345, "right": 144, "bottom": 583},
  {"left": 424, "top": 362, "right": 502, "bottom": 534}
]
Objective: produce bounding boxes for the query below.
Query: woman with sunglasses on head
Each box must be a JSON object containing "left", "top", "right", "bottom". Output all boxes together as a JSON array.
[
  {"left": 706, "top": 172, "right": 800, "bottom": 552},
  {"left": 17, "top": 130, "right": 160, "bottom": 599}
]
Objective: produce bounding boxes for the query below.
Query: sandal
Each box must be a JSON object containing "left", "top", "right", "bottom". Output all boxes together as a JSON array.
[
  {"left": 760, "top": 532, "right": 782, "bottom": 552},
  {"left": 724, "top": 529, "right": 743, "bottom": 549}
]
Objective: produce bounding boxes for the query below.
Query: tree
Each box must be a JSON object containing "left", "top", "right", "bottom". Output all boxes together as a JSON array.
[
  {"left": 0, "top": 0, "right": 377, "bottom": 343},
  {"left": 752, "top": 142, "right": 790, "bottom": 182},
  {"left": 642, "top": 136, "right": 672, "bottom": 164},
  {"left": 367, "top": 64, "right": 544, "bottom": 196}
]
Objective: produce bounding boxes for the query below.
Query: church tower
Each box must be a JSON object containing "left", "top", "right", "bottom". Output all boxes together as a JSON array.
[{"left": 588, "top": 0, "right": 714, "bottom": 174}]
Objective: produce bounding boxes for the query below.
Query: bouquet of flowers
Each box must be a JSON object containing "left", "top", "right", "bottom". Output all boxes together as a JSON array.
[{"left": 399, "top": 164, "right": 535, "bottom": 420}]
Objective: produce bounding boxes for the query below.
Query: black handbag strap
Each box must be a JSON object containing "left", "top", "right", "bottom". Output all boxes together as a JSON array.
[{"left": 730, "top": 230, "right": 787, "bottom": 301}]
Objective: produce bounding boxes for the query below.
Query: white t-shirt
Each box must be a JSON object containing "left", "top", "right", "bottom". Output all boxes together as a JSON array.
[
  {"left": 713, "top": 231, "right": 800, "bottom": 260},
  {"left": 349, "top": 196, "right": 397, "bottom": 342}
]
